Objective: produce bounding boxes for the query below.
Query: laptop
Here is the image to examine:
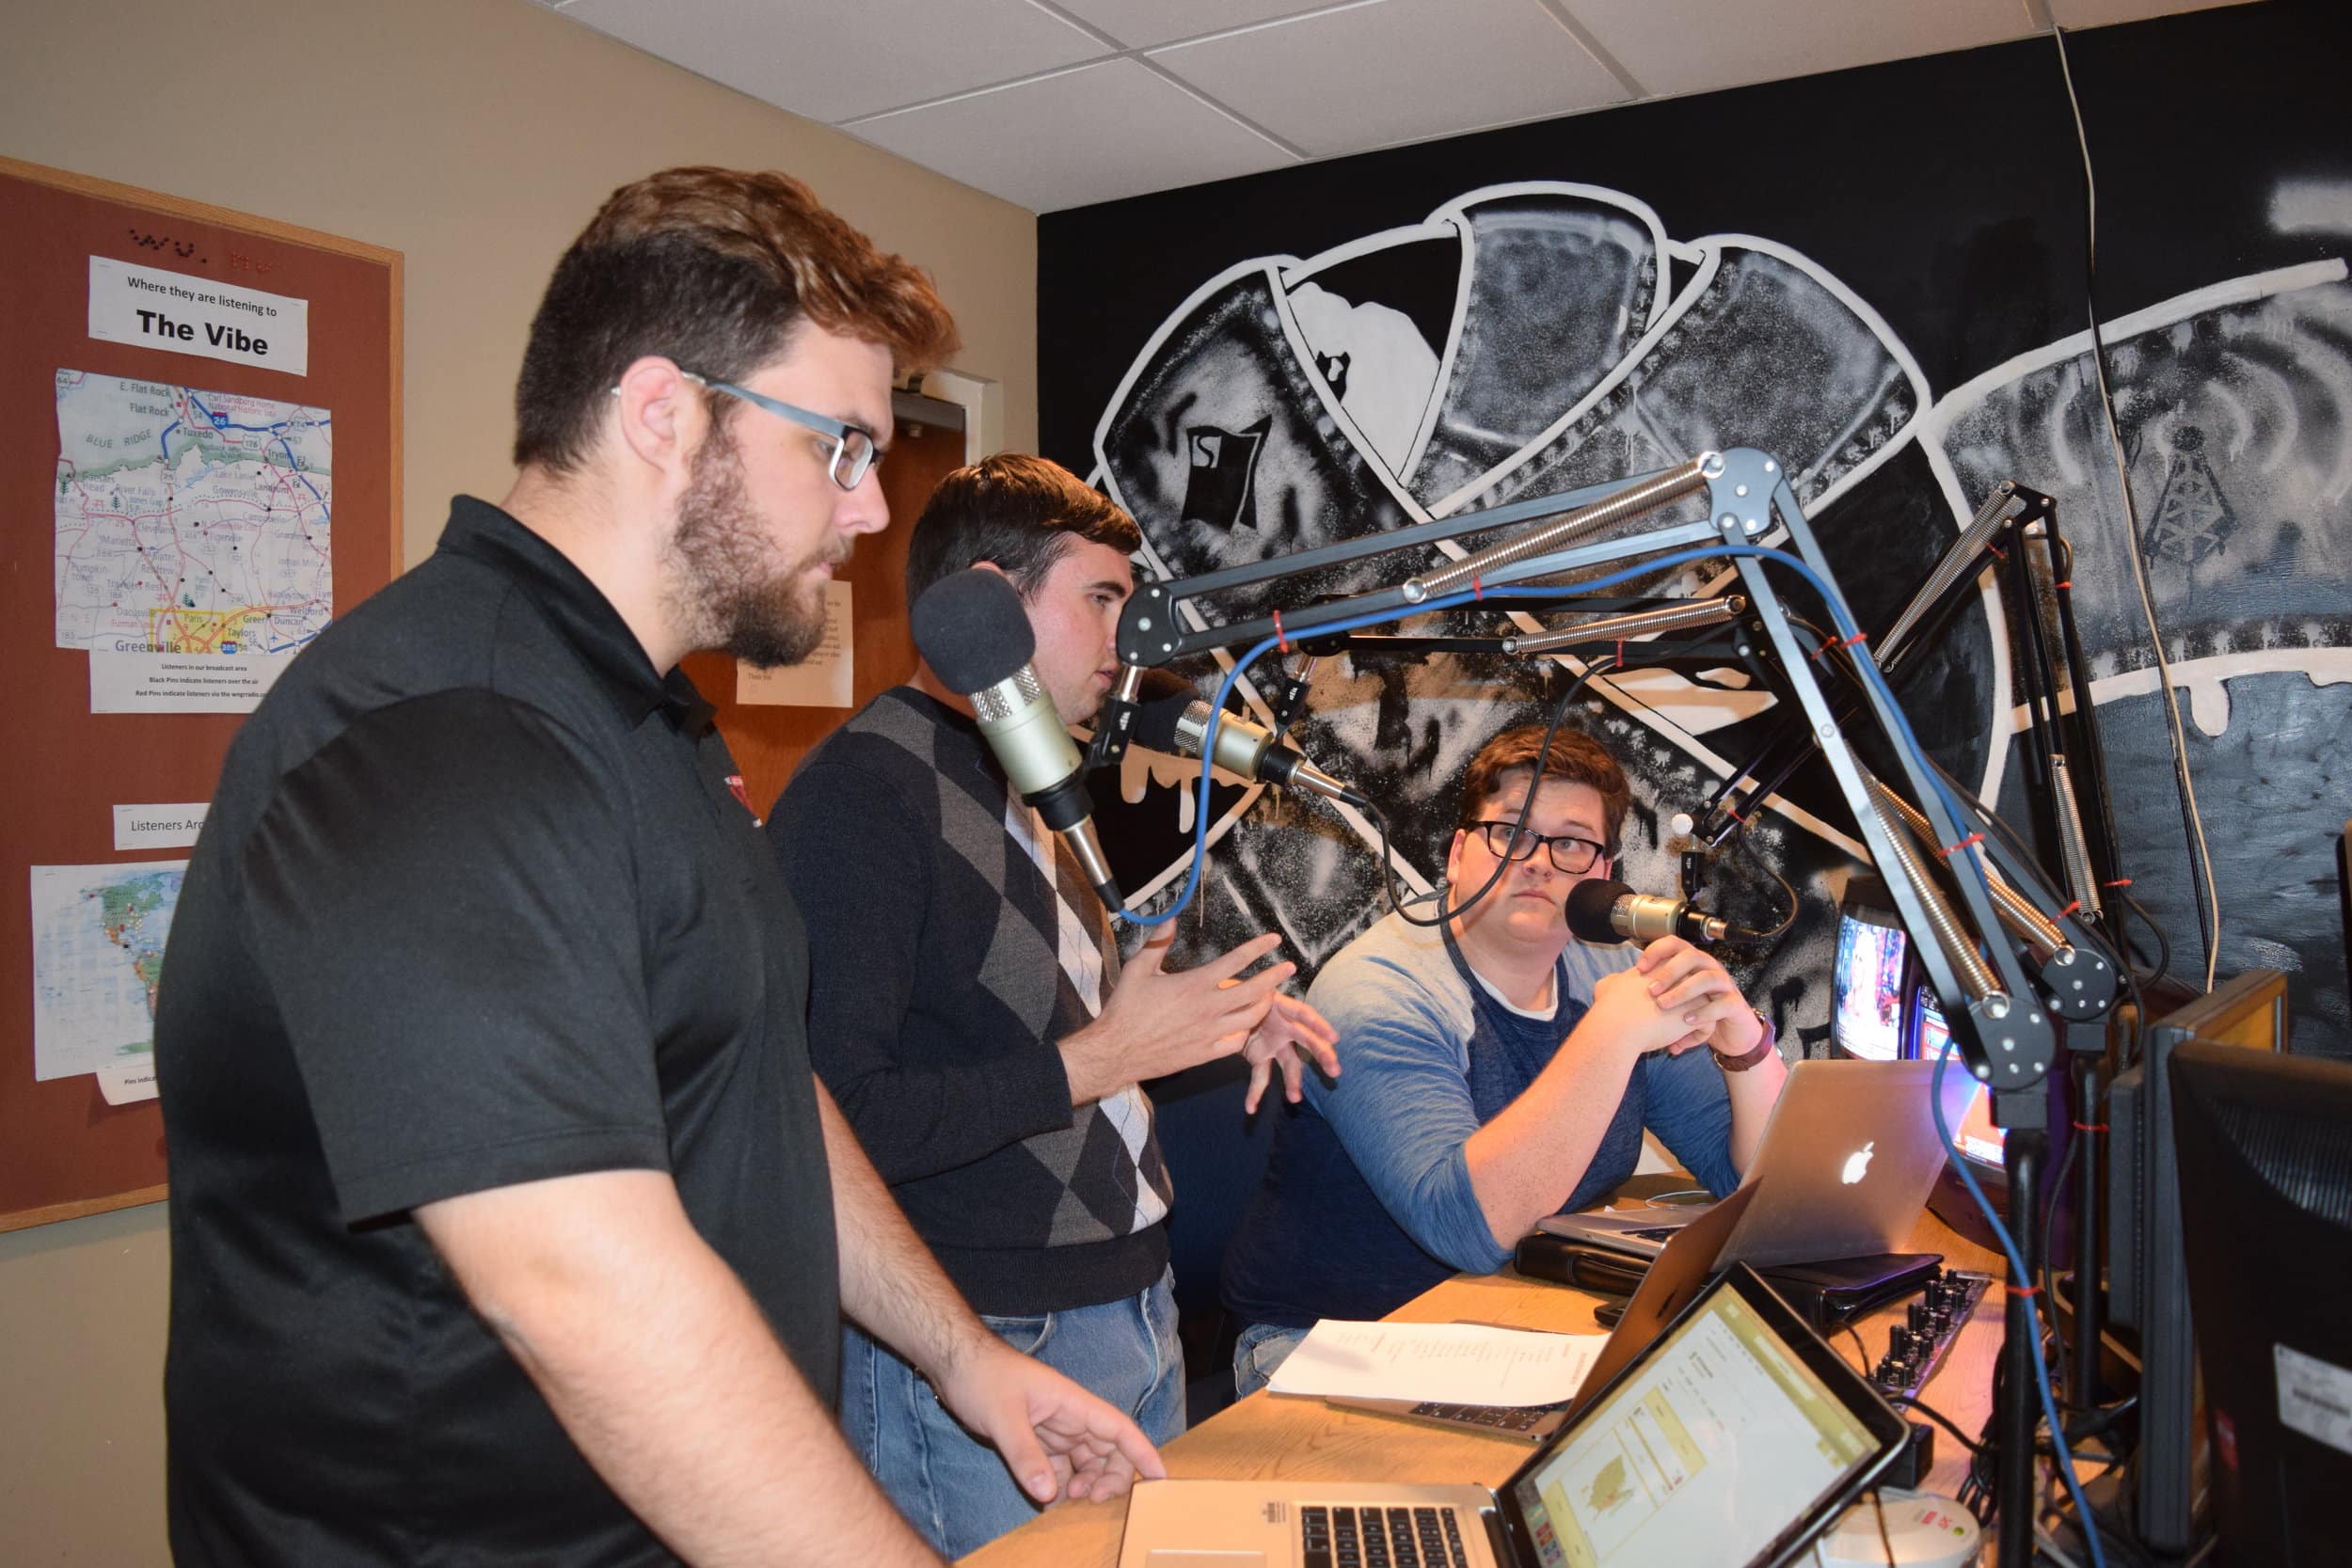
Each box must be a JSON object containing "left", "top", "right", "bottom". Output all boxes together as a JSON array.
[
  {"left": 1539, "top": 1060, "right": 1947, "bottom": 1268},
  {"left": 1315, "top": 1184, "right": 1763, "bottom": 1444},
  {"left": 1117, "top": 1262, "right": 1910, "bottom": 1568}
]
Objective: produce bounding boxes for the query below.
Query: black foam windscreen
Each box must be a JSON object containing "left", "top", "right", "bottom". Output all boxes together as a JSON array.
[
  {"left": 1564, "top": 878, "right": 1632, "bottom": 944},
  {"left": 910, "top": 570, "right": 1034, "bottom": 695}
]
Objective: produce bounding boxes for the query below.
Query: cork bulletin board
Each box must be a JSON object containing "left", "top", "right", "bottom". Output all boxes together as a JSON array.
[{"left": 0, "top": 156, "right": 401, "bottom": 1230}]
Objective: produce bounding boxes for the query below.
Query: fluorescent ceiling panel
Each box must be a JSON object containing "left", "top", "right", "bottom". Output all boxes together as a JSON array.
[
  {"left": 1152, "top": 0, "right": 1629, "bottom": 159},
  {"left": 1565, "top": 0, "right": 2029, "bottom": 100},
  {"left": 557, "top": 0, "right": 1105, "bottom": 123},
  {"left": 845, "top": 58, "right": 1296, "bottom": 211},
  {"left": 1050, "top": 0, "right": 1347, "bottom": 50}
]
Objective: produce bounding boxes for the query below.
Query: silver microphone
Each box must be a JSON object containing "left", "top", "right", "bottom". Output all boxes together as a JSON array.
[
  {"left": 1134, "top": 696, "right": 1370, "bottom": 808},
  {"left": 1564, "top": 879, "right": 1727, "bottom": 946},
  {"left": 911, "top": 571, "right": 1121, "bottom": 910}
]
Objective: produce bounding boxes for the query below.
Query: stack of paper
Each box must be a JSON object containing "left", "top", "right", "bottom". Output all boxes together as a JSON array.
[{"left": 1265, "top": 1321, "right": 1606, "bottom": 1406}]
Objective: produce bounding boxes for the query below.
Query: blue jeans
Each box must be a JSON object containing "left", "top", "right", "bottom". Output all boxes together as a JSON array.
[
  {"left": 839, "top": 1269, "right": 1184, "bottom": 1560},
  {"left": 1231, "top": 1321, "right": 1310, "bottom": 1400}
]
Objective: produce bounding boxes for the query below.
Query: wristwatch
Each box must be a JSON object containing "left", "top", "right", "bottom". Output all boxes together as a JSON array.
[{"left": 1718, "top": 1009, "right": 1777, "bottom": 1072}]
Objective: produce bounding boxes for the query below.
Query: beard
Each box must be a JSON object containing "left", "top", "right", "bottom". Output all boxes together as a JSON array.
[{"left": 663, "top": 424, "right": 839, "bottom": 669}]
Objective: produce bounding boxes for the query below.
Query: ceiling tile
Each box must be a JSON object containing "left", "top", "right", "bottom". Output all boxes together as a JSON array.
[
  {"left": 843, "top": 58, "right": 1297, "bottom": 212},
  {"left": 1565, "top": 0, "right": 2026, "bottom": 100},
  {"left": 1049, "top": 0, "right": 1343, "bottom": 50},
  {"left": 555, "top": 0, "right": 1106, "bottom": 123},
  {"left": 1151, "top": 0, "right": 1629, "bottom": 159},
  {"left": 2047, "top": 0, "right": 2254, "bottom": 30}
]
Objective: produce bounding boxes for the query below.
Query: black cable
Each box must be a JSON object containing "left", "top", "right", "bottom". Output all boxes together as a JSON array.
[
  {"left": 2041, "top": 1119, "right": 2085, "bottom": 1402},
  {"left": 1870, "top": 1488, "right": 1897, "bottom": 1567},
  {"left": 1718, "top": 826, "right": 1801, "bottom": 942},
  {"left": 2118, "top": 890, "right": 2173, "bottom": 990},
  {"left": 1887, "top": 1391, "right": 1988, "bottom": 1457},
  {"left": 2115, "top": 965, "right": 2148, "bottom": 1071},
  {"left": 2049, "top": 25, "right": 2220, "bottom": 988},
  {"left": 2048, "top": 1489, "right": 2161, "bottom": 1568}
]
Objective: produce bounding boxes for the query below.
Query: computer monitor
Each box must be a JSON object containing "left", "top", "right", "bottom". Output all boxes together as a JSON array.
[
  {"left": 1909, "top": 989, "right": 2007, "bottom": 1172},
  {"left": 2106, "top": 969, "right": 2289, "bottom": 1555},
  {"left": 1830, "top": 883, "right": 1908, "bottom": 1062},
  {"left": 2169, "top": 1039, "right": 2352, "bottom": 1566}
]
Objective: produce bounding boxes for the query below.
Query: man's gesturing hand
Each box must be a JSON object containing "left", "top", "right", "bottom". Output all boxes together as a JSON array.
[
  {"left": 933, "top": 1339, "right": 1167, "bottom": 1508},
  {"left": 1059, "top": 930, "right": 1293, "bottom": 1106},
  {"left": 1240, "top": 990, "right": 1340, "bottom": 1114}
]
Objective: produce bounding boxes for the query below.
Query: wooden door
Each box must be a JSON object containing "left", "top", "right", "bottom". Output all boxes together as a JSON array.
[{"left": 683, "top": 415, "right": 965, "bottom": 818}]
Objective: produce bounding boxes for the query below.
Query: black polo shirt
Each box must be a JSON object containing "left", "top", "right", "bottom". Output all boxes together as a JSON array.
[{"left": 156, "top": 496, "right": 838, "bottom": 1567}]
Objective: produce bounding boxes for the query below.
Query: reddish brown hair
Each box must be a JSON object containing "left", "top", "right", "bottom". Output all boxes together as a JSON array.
[
  {"left": 514, "top": 166, "right": 961, "bottom": 472},
  {"left": 1455, "top": 723, "right": 1633, "bottom": 856}
]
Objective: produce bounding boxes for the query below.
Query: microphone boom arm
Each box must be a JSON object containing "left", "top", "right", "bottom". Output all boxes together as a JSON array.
[{"left": 1116, "top": 449, "right": 2056, "bottom": 1116}]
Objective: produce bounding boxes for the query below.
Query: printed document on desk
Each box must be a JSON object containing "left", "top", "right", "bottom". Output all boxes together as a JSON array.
[{"left": 1268, "top": 1320, "right": 1606, "bottom": 1407}]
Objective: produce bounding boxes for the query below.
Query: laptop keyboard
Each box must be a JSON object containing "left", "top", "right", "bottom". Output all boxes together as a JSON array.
[
  {"left": 1406, "top": 1399, "right": 1566, "bottom": 1432},
  {"left": 1301, "top": 1503, "right": 1470, "bottom": 1568}
]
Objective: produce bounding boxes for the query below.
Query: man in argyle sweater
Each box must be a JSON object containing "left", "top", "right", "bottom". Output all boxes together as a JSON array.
[{"left": 769, "top": 454, "right": 1337, "bottom": 1558}]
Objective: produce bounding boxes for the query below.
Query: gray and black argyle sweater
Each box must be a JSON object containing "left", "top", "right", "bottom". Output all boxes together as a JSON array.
[{"left": 770, "top": 687, "right": 1171, "bottom": 1316}]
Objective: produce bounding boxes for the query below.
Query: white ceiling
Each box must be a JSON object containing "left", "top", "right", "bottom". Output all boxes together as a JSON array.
[{"left": 535, "top": 0, "right": 2253, "bottom": 213}]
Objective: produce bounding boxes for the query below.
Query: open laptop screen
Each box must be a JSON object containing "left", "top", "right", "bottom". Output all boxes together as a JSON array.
[{"left": 1505, "top": 1269, "right": 1890, "bottom": 1568}]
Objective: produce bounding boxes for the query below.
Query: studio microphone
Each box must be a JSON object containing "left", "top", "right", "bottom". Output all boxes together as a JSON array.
[
  {"left": 1133, "top": 694, "right": 1371, "bottom": 808},
  {"left": 911, "top": 570, "right": 1122, "bottom": 911},
  {"left": 1564, "top": 879, "right": 1727, "bottom": 947}
]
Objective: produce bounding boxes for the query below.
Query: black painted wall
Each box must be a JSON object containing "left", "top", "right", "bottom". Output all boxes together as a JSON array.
[{"left": 1041, "top": 0, "right": 2352, "bottom": 1056}]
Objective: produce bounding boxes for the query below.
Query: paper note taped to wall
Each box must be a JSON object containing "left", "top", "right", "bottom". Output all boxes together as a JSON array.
[
  {"left": 738, "top": 579, "right": 852, "bottom": 707},
  {"left": 91, "top": 651, "right": 293, "bottom": 713},
  {"left": 87, "top": 257, "right": 310, "bottom": 374},
  {"left": 114, "top": 803, "right": 210, "bottom": 851}
]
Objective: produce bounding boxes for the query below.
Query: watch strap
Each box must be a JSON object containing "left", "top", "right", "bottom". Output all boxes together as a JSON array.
[{"left": 1718, "top": 1009, "right": 1776, "bottom": 1072}]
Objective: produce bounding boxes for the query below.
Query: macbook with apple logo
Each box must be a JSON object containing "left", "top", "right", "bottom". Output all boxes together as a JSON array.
[{"left": 1536, "top": 1060, "right": 1950, "bottom": 1268}]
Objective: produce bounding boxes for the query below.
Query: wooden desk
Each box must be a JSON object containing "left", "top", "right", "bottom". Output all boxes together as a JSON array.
[{"left": 961, "top": 1209, "right": 2003, "bottom": 1567}]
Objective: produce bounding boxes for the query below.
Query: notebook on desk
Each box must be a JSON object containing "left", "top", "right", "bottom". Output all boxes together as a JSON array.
[
  {"left": 1539, "top": 1060, "right": 1947, "bottom": 1268},
  {"left": 1314, "top": 1183, "right": 1762, "bottom": 1444},
  {"left": 1118, "top": 1262, "right": 1909, "bottom": 1568}
]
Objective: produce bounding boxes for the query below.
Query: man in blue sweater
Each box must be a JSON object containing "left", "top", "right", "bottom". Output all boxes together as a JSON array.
[
  {"left": 1221, "top": 721, "right": 1787, "bottom": 1393},
  {"left": 770, "top": 453, "right": 1337, "bottom": 1556}
]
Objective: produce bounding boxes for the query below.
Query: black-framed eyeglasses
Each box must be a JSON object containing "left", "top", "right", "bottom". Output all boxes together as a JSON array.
[
  {"left": 1468, "top": 820, "right": 1607, "bottom": 874},
  {"left": 679, "top": 370, "right": 883, "bottom": 492}
]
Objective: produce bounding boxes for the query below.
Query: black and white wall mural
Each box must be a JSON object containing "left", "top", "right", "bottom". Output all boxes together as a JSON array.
[{"left": 1052, "top": 1, "right": 2352, "bottom": 1057}]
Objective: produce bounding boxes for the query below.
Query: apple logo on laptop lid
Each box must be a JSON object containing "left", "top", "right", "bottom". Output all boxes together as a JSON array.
[{"left": 1840, "top": 1142, "right": 1875, "bottom": 1185}]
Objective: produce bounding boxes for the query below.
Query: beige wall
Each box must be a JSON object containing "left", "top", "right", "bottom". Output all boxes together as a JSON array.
[
  {"left": 0, "top": 1, "right": 1037, "bottom": 1560},
  {"left": 1, "top": 0, "right": 1038, "bottom": 572}
]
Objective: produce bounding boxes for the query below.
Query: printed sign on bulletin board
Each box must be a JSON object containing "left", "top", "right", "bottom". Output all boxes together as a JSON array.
[{"left": 0, "top": 156, "right": 402, "bottom": 1231}]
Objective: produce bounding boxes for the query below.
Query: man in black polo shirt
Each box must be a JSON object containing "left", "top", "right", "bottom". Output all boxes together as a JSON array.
[{"left": 156, "top": 166, "right": 1160, "bottom": 1568}]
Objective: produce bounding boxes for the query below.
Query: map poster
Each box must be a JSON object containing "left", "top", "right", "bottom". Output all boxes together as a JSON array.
[
  {"left": 29, "top": 861, "right": 185, "bottom": 1082},
  {"left": 54, "top": 370, "right": 332, "bottom": 677}
]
